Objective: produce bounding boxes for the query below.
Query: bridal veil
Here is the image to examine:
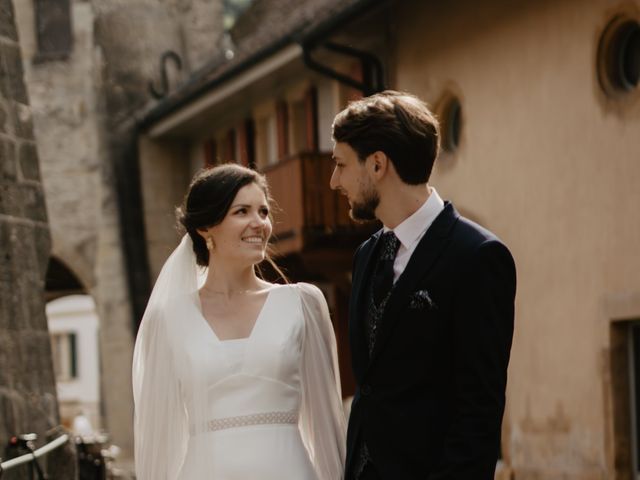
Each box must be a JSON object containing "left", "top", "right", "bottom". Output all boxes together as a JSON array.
[{"left": 132, "top": 235, "right": 346, "bottom": 479}]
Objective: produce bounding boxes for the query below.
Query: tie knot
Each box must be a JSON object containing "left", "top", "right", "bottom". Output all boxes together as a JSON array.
[{"left": 379, "top": 231, "right": 400, "bottom": 261}]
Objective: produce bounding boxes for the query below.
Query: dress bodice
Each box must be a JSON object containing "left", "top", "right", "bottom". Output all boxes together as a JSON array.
[
  {"left": 177, "top": 284, "right": 305, "bottom": 427},
  {"left": 219, "top": 338, "right": 246, "bottom": 374},
  {"left": 133, "top": 273, "right": 346, "bottom": 480}
]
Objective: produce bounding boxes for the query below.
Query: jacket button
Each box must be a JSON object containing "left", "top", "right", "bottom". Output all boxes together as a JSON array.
[{"left": 361, "top": 384, "right": 372, "bottom": 396}]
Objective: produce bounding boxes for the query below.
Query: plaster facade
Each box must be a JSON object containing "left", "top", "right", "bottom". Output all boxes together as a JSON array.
[{"left": 395, "top": 0, "right": 640, "bottom": 477}]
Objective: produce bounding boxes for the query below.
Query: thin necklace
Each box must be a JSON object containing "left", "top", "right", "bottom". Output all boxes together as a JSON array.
[{"left": 199, "top": 286, "right": 265, "bottom": 295}]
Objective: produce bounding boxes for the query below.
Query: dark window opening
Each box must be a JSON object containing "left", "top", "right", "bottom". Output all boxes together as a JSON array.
[
  {"left": 34, "top": 0, "right": 73, "bottom": 63},
  {"left": 598, "top": 16, "right": 640, "bottom": 95},
  {"left": 441, "top": 96, "right": 462, "bottom": 153}
]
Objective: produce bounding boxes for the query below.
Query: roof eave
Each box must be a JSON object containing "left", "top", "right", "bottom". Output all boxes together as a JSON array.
[{"left": 138, "top": 0, "right": 384, "bottom": 133}]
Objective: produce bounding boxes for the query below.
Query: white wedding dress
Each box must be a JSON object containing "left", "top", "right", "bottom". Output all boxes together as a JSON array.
[{"left": 132, "top": 236, "right": 346, "bottom": 480}]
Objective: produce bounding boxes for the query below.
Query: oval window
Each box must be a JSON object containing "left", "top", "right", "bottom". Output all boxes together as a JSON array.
[{"left": 598, "top": 16, "right": 640, "bottom": 94}]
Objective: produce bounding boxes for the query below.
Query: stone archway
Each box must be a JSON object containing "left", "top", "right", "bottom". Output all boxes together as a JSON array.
[
  {"left": 44, "top": 251, "right": 135, "bottom": 459},
  {"left": 45, "top": 256, "right": 86, "bottom": 301}
]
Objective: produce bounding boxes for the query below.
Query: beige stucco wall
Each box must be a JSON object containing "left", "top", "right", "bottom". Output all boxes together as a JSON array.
[{"left": 395, "top": 0, "right": 640, "bottom": 477}]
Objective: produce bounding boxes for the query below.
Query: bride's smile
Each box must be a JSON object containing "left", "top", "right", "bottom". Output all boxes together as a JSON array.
[{"left": 200, "top": 182, "right": 272, "bottom": 266}]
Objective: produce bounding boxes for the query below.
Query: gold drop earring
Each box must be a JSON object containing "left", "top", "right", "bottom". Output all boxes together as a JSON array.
[{"left": 206, "top": 236, "right": 214, "bottom": 251}]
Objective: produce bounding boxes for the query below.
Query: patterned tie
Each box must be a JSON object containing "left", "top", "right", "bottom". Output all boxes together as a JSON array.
[
  {"left": 372, "top": 231, "right": 400, "bottom": 306},
  {"left": 366, "top": 231, "right": 401, "bottom": 356}
]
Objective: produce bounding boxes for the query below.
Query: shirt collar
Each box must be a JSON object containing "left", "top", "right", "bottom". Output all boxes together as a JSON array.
[{"left": 384, "top": 188, "right": 445, "bottom": 250}]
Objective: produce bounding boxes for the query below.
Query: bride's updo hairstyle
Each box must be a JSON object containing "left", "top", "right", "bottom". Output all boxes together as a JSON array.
[
  {"left": 177, "top": 163, "right": 271, "bottom": 266},
  {"left": 177, "top": 163, "right": 286, "bottom": 281}
]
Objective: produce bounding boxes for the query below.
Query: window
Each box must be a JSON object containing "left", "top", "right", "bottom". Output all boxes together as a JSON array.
[
  {"left": 255, "top": 113, "right": 277, "bottom": 169},
  {"left": 289, "top": 98, "right": 307, "bottom": 154},
  {"left": 51, "top": 332, "right": 78, "bottom": 382},
  {"left": 34, "top": 0, "right": 73, "bottom": 62},
  {"left": 598, "top": 15, "right": 640, "bottom": 96},
  {"left": 439, "top": 95, "right": 462, "bottom": 153},
  {"left": 285, "top": 85, "right": 318, "bottom": 155}
]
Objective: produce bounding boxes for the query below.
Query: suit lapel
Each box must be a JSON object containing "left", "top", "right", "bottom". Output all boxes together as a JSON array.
[
  {"left": 349, "top": 230, "right": 382, "bottom": 379},
  {"left": 368, "top": 202, "right": 459, "bottom": 365}
]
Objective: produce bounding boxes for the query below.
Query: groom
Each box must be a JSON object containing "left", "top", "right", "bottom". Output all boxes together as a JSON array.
[{"left": 330, "top": 91, "right": 516, "bottom": 479}]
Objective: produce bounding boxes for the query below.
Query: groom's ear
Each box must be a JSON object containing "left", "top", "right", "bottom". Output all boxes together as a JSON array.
[{"left": 367, "top": 151, "right": 388, "bottom": 180}]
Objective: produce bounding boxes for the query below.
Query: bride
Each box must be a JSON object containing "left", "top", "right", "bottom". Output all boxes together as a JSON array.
[{"left": 132, "top": 164, "right": 346, "bottom": 479}]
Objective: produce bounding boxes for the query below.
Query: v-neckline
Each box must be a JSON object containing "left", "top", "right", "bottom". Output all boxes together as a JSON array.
[{"left": 196, "top": 284, "right": 279, "bottom": 343}]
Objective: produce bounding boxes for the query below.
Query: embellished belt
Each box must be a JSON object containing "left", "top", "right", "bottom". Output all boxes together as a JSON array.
[{"left": 191, "top": 410, "right": 298, "bottom": 435}]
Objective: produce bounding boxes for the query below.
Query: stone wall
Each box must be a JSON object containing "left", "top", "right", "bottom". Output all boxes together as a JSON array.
[
  {"left": 11, "top": 0, "right": 226, "bottom": 465},
  {"left": 0, "top": 0, "right": 76, "bottom": 477},
  {"left": 12, "top": 0, "right": 139, "bottom": 461}
]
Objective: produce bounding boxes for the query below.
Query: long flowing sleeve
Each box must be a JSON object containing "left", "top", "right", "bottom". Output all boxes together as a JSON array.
[
  {"left": 132, "top": 305, "right": 188, "bottom": 480},
  {"left": 297, "top": 283, "right": 347, "bottom": 480}
]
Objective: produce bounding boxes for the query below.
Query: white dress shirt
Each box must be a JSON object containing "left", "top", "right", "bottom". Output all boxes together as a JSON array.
[{"left": 384, "top": 188, "right": 445, "bottom": 282}]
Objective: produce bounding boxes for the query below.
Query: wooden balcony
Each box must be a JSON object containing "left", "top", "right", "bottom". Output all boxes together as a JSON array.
[{"left": 262, "top": 152, "right": 374, "bottom": 258}]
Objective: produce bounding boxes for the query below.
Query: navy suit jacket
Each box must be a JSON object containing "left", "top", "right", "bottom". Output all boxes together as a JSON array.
[{"left": 346, "top": 202, "right": 516, "bottom": 479}]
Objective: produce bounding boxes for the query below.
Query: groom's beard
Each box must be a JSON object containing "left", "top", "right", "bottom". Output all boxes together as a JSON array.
[{"left": 349, "top": 184, "right": 380, "bottom": 222}]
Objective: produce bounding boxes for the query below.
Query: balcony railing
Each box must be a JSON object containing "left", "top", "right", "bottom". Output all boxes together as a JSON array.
[{"left": 262, "top": 152, "right": 363, "bottom": 255}]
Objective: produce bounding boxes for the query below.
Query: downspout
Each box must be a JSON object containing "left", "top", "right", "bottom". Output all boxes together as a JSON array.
[{"left": 111, "top": 122, "right": 152, "bottom": 331}]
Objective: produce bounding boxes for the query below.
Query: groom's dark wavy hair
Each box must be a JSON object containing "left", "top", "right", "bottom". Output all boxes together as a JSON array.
[
  {"left": 332, "top": 90, "right": 440, "bottom": 185},
  {"left": 176, "top": 163, "right": 287, "bottom": 281}
]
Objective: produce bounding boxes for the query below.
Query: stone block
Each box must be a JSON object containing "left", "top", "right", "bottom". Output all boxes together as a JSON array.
[
  {"left": 10, "top": 387, "right": 26, "bottom": 431},
  {"left": 0, "top": 136, "right": 16, "bottom": 180},
  {"left": 0, "top": 332, "right": 19, "bottom": 384},
  {"left": 0, "top": 42, "right": 28, "bottom": 104},
  {"left": 28, "top": 297, "right": 49, "bottom": 337},
  {"left": 23, "top": 331, "right": 49, "bottom": 391},
  {"left": 0, "top": 228, "right": 12, "bottom": 330},
  {"left": 0, "top": 181, "right": 21, "bottom": 216},
  {"left": 34, "top": 224, "right": 51, "bottom": 281},
  {"left": 0, "top": 392, "right": 16, "bottom": 441},
  {"left": 10, "top": 227, "right": 36, "bottom": 324},
  {"left": 0, "top": 334, "right": 10, "bottom": 385},
  {"left": 0, "top": 274, "right": 9, "bottom": 331},
  {"left": 0, "top": 101, "right": 7, "bottom": 132},
  {"left": 0, "top": 0, "right": 18, "bottom": 42},
  {"left": 21, "top": 184, "right": 48, "bottom": 222},
  {"left": 10, "top": 101, "right": 35, "bottom": 140},
  {"left": 0, "top": 183, "right": 47, "bottom": 222},
  {"left": 19, "top": 141, "right": 40, "bottom": 181}
]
